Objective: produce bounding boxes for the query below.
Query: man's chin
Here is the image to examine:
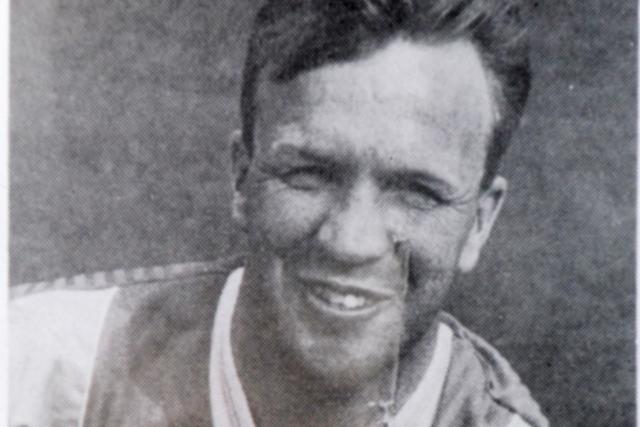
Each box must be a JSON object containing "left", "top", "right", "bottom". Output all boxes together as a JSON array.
[
  {"left": 274, "top": 284, "right": 405, "bottom": 391},
  {"left": 288, "top": 342, "right": 394, "bottom": 393},
  {"left": 274, "top": 316, "right": 401, "bottom": 393}
]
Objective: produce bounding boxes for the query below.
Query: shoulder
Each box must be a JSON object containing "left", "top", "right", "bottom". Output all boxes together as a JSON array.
[
  {"left": 436, "top": 313, "right": 549, "bottom": 427},
  {"left": 9, "top": 255, "right": 243, "bottom": 427},
  {"left": 82, "top": 257, "right": 243, "bottom": 427},
  {"left": 10, "top": 256, "right": 240, "bottom": 354},
  {"left": 103, "top": 255, "right": 242, "bottom": 333},
  {"left": 11, "top": 255, "right": 243, "bottom": 334},
  {"left": 93, "top": 256, "right": 242, "bottom": 376}
]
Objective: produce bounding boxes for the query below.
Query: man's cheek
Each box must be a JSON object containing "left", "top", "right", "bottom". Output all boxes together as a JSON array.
[
  {"left": 407, "top": 248, "right": 453, "bottom": 289},
  {"left": 401, "top": 227, "right": 460, "bottom": 304},
  {"left": 403, "top": 212, "right": 473, "bottom": 266},
  {"left": 246, "top": 184, "right": 330, "bottom": 251},
  {"left": 403, "top": 255, "right": 455, "bottom": 338}
]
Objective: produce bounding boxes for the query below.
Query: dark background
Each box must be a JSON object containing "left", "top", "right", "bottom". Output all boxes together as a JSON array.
[{"left": 10, "top": 1, "right": 636, "bottom": 425}]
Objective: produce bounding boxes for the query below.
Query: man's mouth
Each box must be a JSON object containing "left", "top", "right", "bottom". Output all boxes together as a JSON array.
[{"left": 298, "top": 277, "right": 395, "bottom": 315}]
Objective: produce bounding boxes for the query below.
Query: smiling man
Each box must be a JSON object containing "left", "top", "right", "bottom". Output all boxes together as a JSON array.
[{"left": 11, "top": 1, "right": 549, "bottom": 426}]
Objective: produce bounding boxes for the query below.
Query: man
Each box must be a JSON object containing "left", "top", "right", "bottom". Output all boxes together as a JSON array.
[{"left": 10, "top": 0, "right": 549, "bottom": 426}]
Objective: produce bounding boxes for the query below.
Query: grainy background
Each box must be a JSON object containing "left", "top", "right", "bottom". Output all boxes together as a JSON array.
[{"left": 10, "top": 0, "right": 635, "bottom": 425}]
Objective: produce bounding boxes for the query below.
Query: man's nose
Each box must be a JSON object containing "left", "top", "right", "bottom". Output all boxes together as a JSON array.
[{"left": 315, "top": 182, "right": 393, "bottom": 265}]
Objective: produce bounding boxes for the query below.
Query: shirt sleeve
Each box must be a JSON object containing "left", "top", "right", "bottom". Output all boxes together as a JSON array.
[{"left": 9, "top": 288, "right": 117, "bottom": 427}]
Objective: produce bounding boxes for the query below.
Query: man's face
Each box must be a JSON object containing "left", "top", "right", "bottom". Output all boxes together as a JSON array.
[{"left": 235, "top": 38, "right": 500, "bottom": 387}]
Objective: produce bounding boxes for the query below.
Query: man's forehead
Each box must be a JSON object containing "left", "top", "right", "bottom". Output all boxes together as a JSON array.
[
  {"left": 257, "top": 38, "right": 496, "bottom": 127},
  {"left": 253, "top": 37, "right": 497, "bottom": 180},
  {"left": 259, "top": 39, "right": 495, "bottom": 109},
  {"left": 301, "top": 38, "right": 494, "bottom": 109}
]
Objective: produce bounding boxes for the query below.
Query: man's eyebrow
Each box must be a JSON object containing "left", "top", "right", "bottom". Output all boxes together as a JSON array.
[{"left": 266, "top": 144, "right": 347, "bottom": 166}]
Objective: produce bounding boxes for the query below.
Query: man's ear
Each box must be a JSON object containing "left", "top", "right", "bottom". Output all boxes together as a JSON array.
[
  {"left": 458, "top": 176, "right": 508, "bottom": 273},
  {"left": 230, "top": 129, "right": 251, "bottom": 229}
]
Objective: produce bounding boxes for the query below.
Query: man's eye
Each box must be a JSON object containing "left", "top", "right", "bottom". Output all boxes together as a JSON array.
[
  {"left": 396, "top": 184, "right": 444, "bottom": 211},
  {"left": 281, "top": 166, "right": 330, "bottom": 190}
]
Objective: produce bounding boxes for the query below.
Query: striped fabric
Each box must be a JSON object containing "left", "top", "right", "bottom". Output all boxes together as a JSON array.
[{"left": 11, "top": 261, "right": 223, "bottom": 299}]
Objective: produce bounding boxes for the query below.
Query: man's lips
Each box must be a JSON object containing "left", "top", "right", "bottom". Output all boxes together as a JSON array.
[{"left": 296, "top": 275, "right": 396, "bottom": 314}]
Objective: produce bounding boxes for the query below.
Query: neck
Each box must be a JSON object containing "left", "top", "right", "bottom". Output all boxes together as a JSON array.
[{"left": 230, "top": 267, "right": 439, "bottom": 427}]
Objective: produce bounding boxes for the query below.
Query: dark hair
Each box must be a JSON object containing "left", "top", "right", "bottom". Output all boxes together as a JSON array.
[{"left": 241, "top": 0, "right": 531, "bottom": 189}]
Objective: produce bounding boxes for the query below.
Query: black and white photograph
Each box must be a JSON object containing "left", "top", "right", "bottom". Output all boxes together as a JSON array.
[{"left": 8, "top": 1, "right": 635, "bottom": 426}]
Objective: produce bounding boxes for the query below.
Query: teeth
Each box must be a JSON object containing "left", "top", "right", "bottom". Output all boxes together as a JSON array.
[
  {"left": 342, "top": 294, "right": 366, "bottom": 309},
  {"left": 315, "top": 287, "right": 369, "bottom": 310}
]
